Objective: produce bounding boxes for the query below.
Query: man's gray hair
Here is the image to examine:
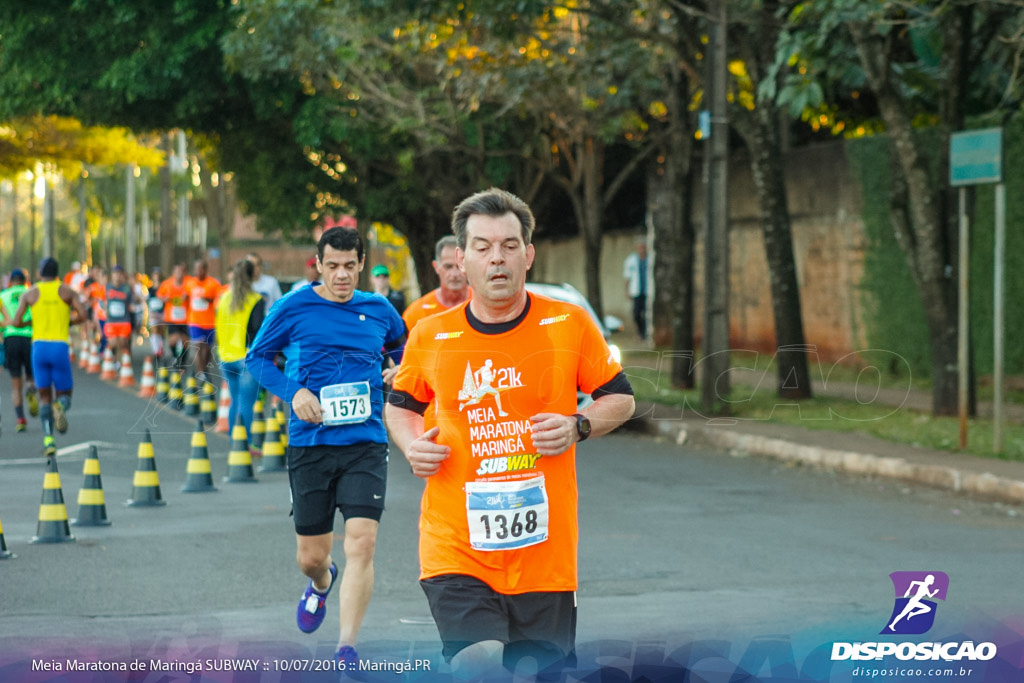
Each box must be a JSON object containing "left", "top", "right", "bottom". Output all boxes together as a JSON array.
[
  {"left": 451, "top": 187, "right": 535, "bottom": 250},
  {"left": 435, "top": 235, "right": 458, "bottom": 261}
]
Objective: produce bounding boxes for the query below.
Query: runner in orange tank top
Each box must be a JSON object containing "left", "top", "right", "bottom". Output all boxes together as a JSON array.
[{"left": 387, "top": 188, "right": 635, "bottom": 680}]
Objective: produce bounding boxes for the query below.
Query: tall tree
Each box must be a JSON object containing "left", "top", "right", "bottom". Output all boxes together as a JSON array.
[
  {"left": 0, "top": 0, "right": 329, "bottom": 237},
  {"left": 729, "top": 1, "right": 813, "bottom": 399},
  {"left": 223, "top": 0, "right": 547, "bottom": 293}
]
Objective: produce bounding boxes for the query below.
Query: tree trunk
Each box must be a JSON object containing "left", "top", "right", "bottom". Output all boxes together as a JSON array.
[
  {"left": 851, "top": 22, "right": 962, "bottom": 416},
  {"left": 395, "top": 198, "right": 451, "bottom": 299},
  {"left": 746, "top": 110, "right": 812, "bottom": 399},
  {"left": 581, "top": 137, "right": 605, "bottom": 320},
  {"left": 731, "top": 1, "right": 812, "bottom": 400},
  {"left": 649, "top": 61, "right": 697, "bottom": 388},
  {"left": 158, "top": 133, "right": 175, "bottom": 274}
]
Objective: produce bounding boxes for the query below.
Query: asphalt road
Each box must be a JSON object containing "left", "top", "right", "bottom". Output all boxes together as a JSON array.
[{"left": 1, "top": 359, "right": 1022, "bottom": 682}]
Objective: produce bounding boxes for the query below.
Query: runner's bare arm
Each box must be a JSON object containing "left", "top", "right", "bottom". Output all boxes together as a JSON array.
[
  {"left": 62, "top": 284, "right": 88, "bottom": 324},
  {"left": 11, "top": 287, "right": 38, "bottom": 327}
]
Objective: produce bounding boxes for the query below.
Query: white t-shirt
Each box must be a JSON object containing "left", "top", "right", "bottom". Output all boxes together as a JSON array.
[{"left": 253, "top": 273, "right": 283, "bottom": 307}]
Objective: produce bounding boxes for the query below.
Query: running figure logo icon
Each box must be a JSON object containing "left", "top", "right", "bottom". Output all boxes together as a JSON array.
[
  {"left": 458, "top": 360, "right": 509, "bottom": 416},
  {"left": 881, "top": 571, "right": 949, "bottom": 635}
]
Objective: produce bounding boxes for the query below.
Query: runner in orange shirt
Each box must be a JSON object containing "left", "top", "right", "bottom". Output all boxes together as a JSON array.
[
  {"left": 401, "top": 235, "right": 470, "bottom": 331},
  {"left": 156, "top": 263, "right": 191, "bottom": 369},
  {"left": 185, "top": 259, "right": 221, "bottom": 380},
  {"left": 86, "top": 269, "right": 108, "bottom": 350},
  {"left": 386, "top": 188, "right": 635, "bottom": 680},
  {"left": 382, "top": 236, "right": 471, "bottom": 386}
]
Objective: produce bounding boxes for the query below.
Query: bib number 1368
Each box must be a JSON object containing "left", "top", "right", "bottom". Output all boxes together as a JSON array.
[
  {"left": 478, "top": 509, "right": 539, "bottom": 540},
  {"left": 465, "top": 475, "right": 548, "bottom": 551}
]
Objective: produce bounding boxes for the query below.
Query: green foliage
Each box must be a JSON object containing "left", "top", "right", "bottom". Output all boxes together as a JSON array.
[
  {"left": 848, "top": 113, "right": 1024, "bottom": 380},
  {"left": 847, "top": 133, "right": 933, "bottom": 378}
]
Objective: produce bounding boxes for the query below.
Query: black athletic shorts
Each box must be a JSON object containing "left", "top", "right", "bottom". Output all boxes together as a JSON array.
[
  {"left": 287, "top": 442, "right": 388, "bottom": 536},
  {"left": 420, "top": 573, "right": 577, "bottom": 675},
  {"left": 165, "top": 323, "right": 189, "bottom": 336},
  {"left": 4, "top": 336, "right": 33, "bottom": 377}
]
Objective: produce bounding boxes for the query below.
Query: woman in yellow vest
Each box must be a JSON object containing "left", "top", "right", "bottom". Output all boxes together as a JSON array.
[{"left": 215, "top": 259, "right": 266, "bottom": 435}]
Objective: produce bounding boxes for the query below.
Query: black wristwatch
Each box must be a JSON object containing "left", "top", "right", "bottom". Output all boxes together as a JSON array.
[{"left": 573, "top": 413, "right": 591, "bottom": 442}]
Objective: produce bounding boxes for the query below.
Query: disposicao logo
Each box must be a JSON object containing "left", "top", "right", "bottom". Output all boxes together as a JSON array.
[
  {"left": 882, "top": 571, "right": 949, "bottom": 635},
  {"left": 830, "top": 571, "right": 998, "bottom": 663}
]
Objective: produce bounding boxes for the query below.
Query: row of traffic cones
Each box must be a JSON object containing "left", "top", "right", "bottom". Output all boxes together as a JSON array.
[{"left": 16, "top": 414, "right": 287, "bottom": 545}]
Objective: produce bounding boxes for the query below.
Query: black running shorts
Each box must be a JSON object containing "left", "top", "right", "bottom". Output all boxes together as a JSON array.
[
  {"left": 287, "top": 442, "right": 388, "bottom": 535},
  {"left": 4, "top": 336, "right": 32, "bottom": 377},
  {"left": 420, "top": 573, "right": 577, "bottom": 674}
]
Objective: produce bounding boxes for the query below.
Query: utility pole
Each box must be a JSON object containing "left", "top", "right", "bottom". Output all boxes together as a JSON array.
[
  {"left": 701, "top": 1, "right": 731, "bottom": 415},
  {"left": 29, "top": 172, "right": 37, "bottom": 271},
  {"left": 11, "top": 179, "right": 19, "bottom": 268},
  {"left": 43, "top": 176, "right": 55, "bottom": 259},
  {"left": 78, "top": 172, "right": 89, "bottom": 264},
  {"left": 125, "top": 164, "right": 137, "bottom": 275},
  {"left": 159, "top": 133, "right": 175, "bottom": 274}
]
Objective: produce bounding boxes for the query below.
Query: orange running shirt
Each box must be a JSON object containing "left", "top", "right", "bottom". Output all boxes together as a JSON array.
[
  {"left": 88, "top": 281, "right": 107, "bottom": 321},
  {"left": 185, "top": 276, "right": 221, "bottom": 328},
  {"left": 402, "top": 288, "right": 474, "bottom": 331},
  {"left": 392, "top": 293, "right": 622, "bottom": 594},
  {"left": 156, "top": 279, "right": 190, "bottom": 324}
]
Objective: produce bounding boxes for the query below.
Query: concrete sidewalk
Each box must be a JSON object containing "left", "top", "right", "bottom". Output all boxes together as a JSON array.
[{"left": 634, "top": 400, "right": 1024, "bottom": 507}]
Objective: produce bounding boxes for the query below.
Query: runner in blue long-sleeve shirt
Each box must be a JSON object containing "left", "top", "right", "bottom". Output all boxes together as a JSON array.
[{"left": 246, "top": 227, "right": 405, "bottom": 671}]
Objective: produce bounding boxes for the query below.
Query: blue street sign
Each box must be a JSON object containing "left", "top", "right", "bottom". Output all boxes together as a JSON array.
[{"left": 950, "top": 128, "right": 1003, "bottom": 186}]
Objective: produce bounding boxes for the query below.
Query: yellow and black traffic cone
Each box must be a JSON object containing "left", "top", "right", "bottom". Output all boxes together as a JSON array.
[
  {"left": 182, "top": 420, "right": 218, "bottom": 493},
  {"left": 249, "top": 399, "right": 266, "bottom": 456},
  {"left": 155, "top": 366, "right": 170, "bottom": 403},
  {"left": 200, "top": 381, "right": 218, "bottom": 425},
  {"left": 31, "top": 457, "right": 76, "bottom": 544},
  {"left": 72, "top": 445, "right": 111, "bottom": 526},
  {"left": 126, "top": 429, "right": 167, "bottom": 507},
  {"left": 183, "top": 376, "right": 200, "bottom": 417},
  {"left": 169, "top": 370, "right": 184, "bottom": 410},
  {"left": 258, "top": 416, "right": 287, "bottom": 472},
  {"left": 275, "top": 405, "right": 288, "bottom": 449},
  {"left": 0, "top": 515, "right": 15, "bottom": 559},
  {"left": 224, "top": 414, "right": 258, "bottom": 483}
]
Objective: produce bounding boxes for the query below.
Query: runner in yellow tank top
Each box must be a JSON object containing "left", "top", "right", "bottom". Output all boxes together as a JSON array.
[{"left": 12, "top": 258, "right": 88, "bottom": 457}]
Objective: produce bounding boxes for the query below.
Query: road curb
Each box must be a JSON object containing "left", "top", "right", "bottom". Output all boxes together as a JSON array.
[{"left": 637, "top": 406, "right": 1024, "bottom": 506}]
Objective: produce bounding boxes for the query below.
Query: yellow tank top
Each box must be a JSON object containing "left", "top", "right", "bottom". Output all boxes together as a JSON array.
[
  {"left": 214, "top": 289, "right": 262, "bottom": 363},
  {"left": 32, "top": 280, "right": 71, "bottom": 342}
]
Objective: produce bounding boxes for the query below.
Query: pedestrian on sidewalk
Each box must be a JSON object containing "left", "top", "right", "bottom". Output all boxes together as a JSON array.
[{"left": 622, "top": 238, "right": 649, "bottom": 341}]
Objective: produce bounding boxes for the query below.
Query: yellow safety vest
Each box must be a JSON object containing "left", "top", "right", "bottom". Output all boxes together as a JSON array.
[{"left": 214, "top": 289, "right": 262, "bottom": 363}]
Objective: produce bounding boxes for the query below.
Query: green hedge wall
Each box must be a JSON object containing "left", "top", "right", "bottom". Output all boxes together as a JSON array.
[{"left": 848, "top": 113, "right": 1024, "bottom": 379}]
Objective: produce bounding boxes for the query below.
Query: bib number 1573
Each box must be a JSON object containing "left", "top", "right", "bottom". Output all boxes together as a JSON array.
[{"left": 319, "top": 381, "right": 371, "bottom": 426}]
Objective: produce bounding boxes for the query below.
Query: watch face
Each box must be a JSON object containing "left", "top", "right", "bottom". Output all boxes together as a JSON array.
[{"left": 576, "top": 414, "right": 591, "bottom": 439}]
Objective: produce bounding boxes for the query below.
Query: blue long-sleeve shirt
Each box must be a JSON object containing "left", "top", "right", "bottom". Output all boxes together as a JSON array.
[{"left": 246, "top": 285, "right": 405, "bottom": 447}]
